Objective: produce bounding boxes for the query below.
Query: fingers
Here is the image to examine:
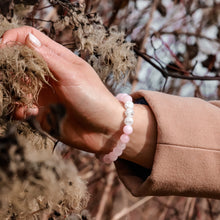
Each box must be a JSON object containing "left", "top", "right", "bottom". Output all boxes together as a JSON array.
[
  {"left": 14, "top": 105, "right": 39, "bottom": 120},
  {"left": 14, "top": 93, "right": 39, "bottom": 120},
  {"left": 25, "top": 32, "right": 97, "bottom": 85},
  {"left": 1, "top": 26, "right": 83, "bottom": 64},
  {"left": 1, "top": 26, "right": 95, "bottom": 83}
]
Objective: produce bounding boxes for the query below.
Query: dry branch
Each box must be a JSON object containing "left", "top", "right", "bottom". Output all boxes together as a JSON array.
[
  {"left": 112, "top": 196, "right": 153, "bottom": 220},
  {"left": 134, "top": 48, "right": 220, "bottom": 81}
]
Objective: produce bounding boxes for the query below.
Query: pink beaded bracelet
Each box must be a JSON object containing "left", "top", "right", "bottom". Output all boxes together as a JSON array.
[{"left": 102, "top": 93, "right": 134, "bottom": 164}]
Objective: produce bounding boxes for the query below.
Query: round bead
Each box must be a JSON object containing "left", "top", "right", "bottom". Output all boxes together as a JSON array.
[
  {"left": 124, "top": 117, "right": 134, "bottom": 125},
  {"left": 125, "top": 108, "right": 134, "bottom": 116},
  {"left": 116, "top": 93, "right": 127, "bottom": 102},
  {"left": 120, "top": 143, "right": 126, "bottom": 150},
  {"left": 123, "top": 125, "right": 133, "bottom": 135},
  {"left": 102, "top": 93, "right": 134, "bottom": 164},
  {"left": 117, "top": 142, "right": 126, "bottom": 150},
  {"left": 120, "top": 134, "right": 130, "bottom": 144},
  {"left": 108, "top": 152, "right": 118, "bottom": 162},
  {"left": 125, "top": 101, "right": 134, "bottom": 109},
  {"left": 121, "top": 95, "right": 132, "bottom": 104},
  {"left": 113, "top": 147, "right": 123, "bottom": 156}
]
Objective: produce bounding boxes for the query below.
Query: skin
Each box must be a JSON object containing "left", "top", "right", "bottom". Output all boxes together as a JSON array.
[{"left": 1, "top": 26, "right": 157, "bottom": 169}]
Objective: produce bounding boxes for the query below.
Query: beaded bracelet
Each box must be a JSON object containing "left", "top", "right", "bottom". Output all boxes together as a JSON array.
[{"left": 102, "top": 93, "right": 134, "bottom": 164}]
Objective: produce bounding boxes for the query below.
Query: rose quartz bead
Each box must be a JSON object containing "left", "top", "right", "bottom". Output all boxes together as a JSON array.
[
  {"left": 113, "top": 147, "right": 123, "bottom": 156},
  {"left": 120, "top": 134, "right": 130, "bottom": 144},
  {"left": 123, "top": 125, "right": 133, "bottom": 135},
  {"left": 116, "top": 93, "right": 127, "bottom": 102},
  {"left": 108, "top": 152, "right": 118, "bottom": 162},
  {"left": 125, "top": 101, "right": 134, "bottom": 109},
  {"left": 124, "top": 116, "right": 134, "bottom": 125},
  {"left": 125, "top": 108, "right": 134, "bottom": 116},
  {"left": 119, "top": 143, "right": 126, "bottom": 150},
  {"left": 121, "top": 95, "right": 132, "bottom": 103},
  {"left": 116, "top": 141, "right": 126, "bottom": 149}
]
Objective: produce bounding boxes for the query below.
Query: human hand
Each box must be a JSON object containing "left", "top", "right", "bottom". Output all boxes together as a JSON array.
[{"left": 1, "top": 26, "right": 124, "bottom": 154}]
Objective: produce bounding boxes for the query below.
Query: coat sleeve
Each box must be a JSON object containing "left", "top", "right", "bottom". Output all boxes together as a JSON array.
[{"left": 115, "top": 90, "right": 220, "bottom": 199}]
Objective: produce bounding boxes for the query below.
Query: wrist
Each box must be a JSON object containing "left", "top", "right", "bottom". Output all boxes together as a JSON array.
[
  {"left": 101, "top": 94, "right": 135, "bottom": 163},
  {"left": 121, "top": 103, "right": 157, "bottom": 169},
  {"left": 101, "top": 100, "right": 157, "bottom": 169},
  {"left": 97, "top": 98, "right": 125, "bottom": 154},
  {"left": 59, "top": 96, "right": 125, "bottom": 154}
]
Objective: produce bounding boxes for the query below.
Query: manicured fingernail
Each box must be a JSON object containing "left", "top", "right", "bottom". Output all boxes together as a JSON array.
[
  {"left": 26, "top": 107, "right": 39, "bottom": 117},
  {"left": 28, "top": 33, "right": 41, "bottom": 47}
]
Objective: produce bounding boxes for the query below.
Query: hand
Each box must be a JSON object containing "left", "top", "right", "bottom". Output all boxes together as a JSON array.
[{"left": 1, "top": 26, "right": 124, "bottom": 154}]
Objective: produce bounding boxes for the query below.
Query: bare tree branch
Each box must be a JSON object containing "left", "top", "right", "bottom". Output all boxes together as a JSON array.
[{"left": 134, "top": 48, "right": 220, "bottom": 81}]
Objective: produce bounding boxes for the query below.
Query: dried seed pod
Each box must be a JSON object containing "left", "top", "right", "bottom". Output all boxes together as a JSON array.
[
  {"left": 0, "top": 123, "right": 89, "bottom": 219},
  {"left": 53, "top": 1, "right": 136, "bottom": 85},
  {"left": 0, "top": 15, "right": 89, "bottom": 219},
  {"left": 0, "top": 44, "right": 54, "bottom": 117}
]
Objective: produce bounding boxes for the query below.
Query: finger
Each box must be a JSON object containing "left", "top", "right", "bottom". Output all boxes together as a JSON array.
[
  {"left": 25, "top": 33, "right": 95, "bottom": 84},
  {"left": 14, "top": 105, "right": 39, "bottom": 120},
  {"left": 1, "top": 26, "right": 82, "bottom": 64}
]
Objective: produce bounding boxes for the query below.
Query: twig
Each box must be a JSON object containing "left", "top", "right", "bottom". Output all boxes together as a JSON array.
[
  {"left": 96, "top": 165, "right": 116, "bottom": 220},
  {"left": 112, "top": 196, "right": 153, "bottom": 220},
  {"left": 134, "top": 48, "right": 220, "bottom": 81},
  {"left": 39, "top": 8, "right": 57, "bottom": 29},
  {"left": 206, "top": 199, "right": 214, "bottom": 220},
  {"left": 157, "top": 31, "right": 220, "bottom": 43},
  {"left": 36, "top": 4, "right": 55, "bottom": 11},
  {"left": 154, "top": 197, "right": 180, "bottom": 216},
  {"left": 132, "top": 0, "right": 160, "bottom": 92},
  {"left": 188, "top": 198, "right": 196, "bottom": 219},
  {"left": 182, "top": 198, "right": 193, "bottom": 220},
  {"left": 158, "top": 197, "right": 175, "bottom": 220}
]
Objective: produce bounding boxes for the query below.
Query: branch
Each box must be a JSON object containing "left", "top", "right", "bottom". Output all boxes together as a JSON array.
[
  {"left": 134, "top": 48, "right": 220, "bottom": 81},
  {"left": 157, "top": 31, "right": 220, "bottom": 43},
  {"left": 132, "top": 0, "right": 160, "bottom": 92},
  {"left": 95, "top": 165, "right": 116, "bottom": 220},
  {"left": 112, "top": 196, "right": 153, "bottom": 220}
]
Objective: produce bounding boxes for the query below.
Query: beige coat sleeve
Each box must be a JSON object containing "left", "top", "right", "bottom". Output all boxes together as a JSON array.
[{"left": 115, "top": 90, "right": 220, "bottom": 199}]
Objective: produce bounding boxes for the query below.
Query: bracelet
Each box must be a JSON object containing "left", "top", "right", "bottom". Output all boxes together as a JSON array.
[{"left": 102, "top": 93, "right": 134, "bottom": 164}]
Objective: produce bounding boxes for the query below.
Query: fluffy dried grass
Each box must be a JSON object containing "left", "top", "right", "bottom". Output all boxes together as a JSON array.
[
  {"left": 0, "top": 124, "right": 89, "bottom": 219},
  {"left": 0, "top": 45, "right": 54, "bottom": 117},
  {"left": 0, "top": 16, "right": 54, "bottom": 118},
  {"left": 0, "top": 16, "right": 89, "bottom": 219},
  {"left": 0, "top": 1, "right": 138, "bottom": 218},
  {"left": 53, "top": 1, "right": 137, "bottom": 84}
]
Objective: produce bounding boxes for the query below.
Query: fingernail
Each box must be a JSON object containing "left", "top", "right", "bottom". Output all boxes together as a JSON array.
[
  {"left": 28, "top": 33, "right": 41, "bottom": 47},
  {"left": 26, "top": 107, "right": 39, "bottom": 117}
]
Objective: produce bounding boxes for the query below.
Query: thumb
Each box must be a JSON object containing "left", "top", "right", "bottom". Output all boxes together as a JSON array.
[{"left": 14, "top": 105, "right": 39, "bottom": 120}]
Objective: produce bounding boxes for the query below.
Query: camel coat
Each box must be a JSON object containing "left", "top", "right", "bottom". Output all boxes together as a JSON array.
[{"left": 115, "top": 90, "right": 220, "bottom": 199}]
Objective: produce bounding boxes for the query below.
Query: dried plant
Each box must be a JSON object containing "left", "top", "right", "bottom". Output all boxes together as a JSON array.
[
  {"left": 0, "top": 16, "right": 55, "bottom": 117},
  {"left": 0, "top": 12, "right": 89, "bottom": 219},
  {"left": 0, "top": 124, "right": 89, "bottom": 219},
  {"left": 2, "top": 1, "right": 219, "bottom": 219},
  {"left": 53, "top": 1, "right": 137, "bottom": 84}
]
